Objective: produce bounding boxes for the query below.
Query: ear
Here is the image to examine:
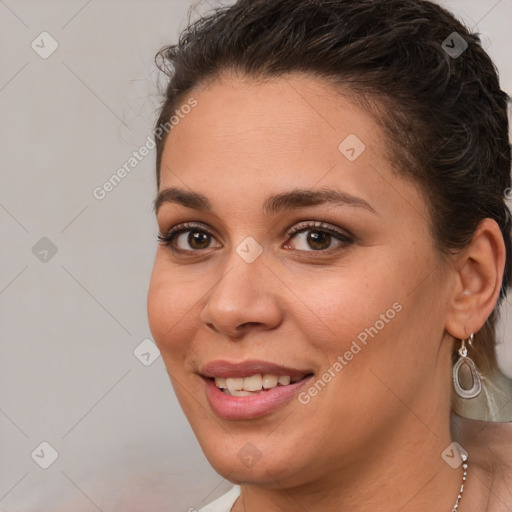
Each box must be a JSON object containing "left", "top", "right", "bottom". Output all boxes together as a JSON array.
[{"left": 445, "top": 218, "right": 506, "bottom": 340}]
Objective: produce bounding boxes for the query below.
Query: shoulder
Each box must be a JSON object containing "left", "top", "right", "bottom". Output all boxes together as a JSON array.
[
  {"left": 198, "top": 485, "right": 241, "bottom": 512},
  {"left": 451, "top": 414, "right": 512, "bottom": 511},
  {"left": 481, "top": 421, "right": 512, "bottom": 511},
  {"left": 452, "top": 414, "right": 512, "bottom": 469}
]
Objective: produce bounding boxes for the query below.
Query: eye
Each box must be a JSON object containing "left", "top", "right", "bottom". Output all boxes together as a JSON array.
[
  {"left": 284, "top": 221, "right": 354, "bottom": 252},
  {"left": 157, "top": 222, "right": 221, "bottom": 254},
  {"left": 157, "top": 220, "right": 354, "bottom": 255}
]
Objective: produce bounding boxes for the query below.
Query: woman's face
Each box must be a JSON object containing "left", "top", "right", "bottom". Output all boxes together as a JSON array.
[{"left": 147, "top": 72, "right": 454, "bottom": 487}]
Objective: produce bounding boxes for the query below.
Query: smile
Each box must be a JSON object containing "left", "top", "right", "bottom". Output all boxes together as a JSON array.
[{"left": 213, "top": 374, "right": 307, "bottom": 396}]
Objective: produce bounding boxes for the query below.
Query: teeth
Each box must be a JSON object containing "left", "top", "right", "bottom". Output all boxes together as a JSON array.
[
  {"left": 227, "top": 389, "right": 255, "bottom": 397},
  {"left": 243, "top": 374, "right": 263, "bottom": 391},
  {"left": 226, "top": 377, "right": 244, "bottom": 392},
  {"left": 262, "top": 374, "right": 278, "bottom": 389},
  {"left": 214, "top": 373, "right": 303, "bottom": 393},
  {"left": 215, "top": 377, "right": 227, "bottom": 389}
]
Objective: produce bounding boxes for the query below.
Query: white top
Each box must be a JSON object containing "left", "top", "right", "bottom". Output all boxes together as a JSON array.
[{"left": 198, "top": 485, "right": 241, "bottom": 512}]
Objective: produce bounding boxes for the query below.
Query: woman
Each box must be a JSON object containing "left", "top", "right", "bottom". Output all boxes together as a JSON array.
[{"left": 147, "top": 0, "right": 512, "bottom": 510}]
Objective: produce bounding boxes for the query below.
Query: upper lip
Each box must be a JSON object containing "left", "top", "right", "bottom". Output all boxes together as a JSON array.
[{"left": 200, "top": 359, "right": 314, "bottom": 379}]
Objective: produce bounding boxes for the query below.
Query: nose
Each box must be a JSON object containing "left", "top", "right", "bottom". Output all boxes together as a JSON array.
[{"left": 199, "top": 253, "right": 283, "bottom": 338}]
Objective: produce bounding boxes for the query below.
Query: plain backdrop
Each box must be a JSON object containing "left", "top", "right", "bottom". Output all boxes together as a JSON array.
[{"left": 1, "top": 1, "right": 512, "bottom": 511}]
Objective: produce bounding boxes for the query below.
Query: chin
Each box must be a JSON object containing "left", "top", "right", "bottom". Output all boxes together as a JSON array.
[{"left": 196, "top": 429, "right": 311, "bottom": 487}]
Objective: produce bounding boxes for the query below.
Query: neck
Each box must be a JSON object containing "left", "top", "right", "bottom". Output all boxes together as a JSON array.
[{"left": 233, "top": 411, "right": 465, "bottom": 512}]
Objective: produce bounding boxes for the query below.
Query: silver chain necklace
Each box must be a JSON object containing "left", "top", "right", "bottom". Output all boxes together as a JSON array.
[
  {"left": 452, "top": 452, "right": 468, "bottom": 511},
  {"left": 231, "top": 452, "right": 468, "bottom": 511}
]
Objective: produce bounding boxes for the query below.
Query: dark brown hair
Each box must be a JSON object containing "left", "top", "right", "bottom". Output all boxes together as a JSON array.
[{"left": 154, "top": 0, "right": 511, "bottom": 385}]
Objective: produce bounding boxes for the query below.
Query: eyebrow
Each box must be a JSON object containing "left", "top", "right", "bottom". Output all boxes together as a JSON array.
[{"left": 153, "top": 186, "right": 376, "bottom": 215}]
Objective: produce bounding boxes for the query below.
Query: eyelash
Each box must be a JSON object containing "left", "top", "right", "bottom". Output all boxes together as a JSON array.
[{"left": 157, "top": 221, "right": 354, "bottom": 255}]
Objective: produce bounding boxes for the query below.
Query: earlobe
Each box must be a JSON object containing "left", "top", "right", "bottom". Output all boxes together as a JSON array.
[{"left": 445, "top": 218, "right": 506, "bottom": 340}]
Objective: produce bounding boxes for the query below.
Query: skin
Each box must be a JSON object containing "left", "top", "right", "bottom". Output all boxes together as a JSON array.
[{"left": 147, "top": 71, "right": 511, "bottom": 511}]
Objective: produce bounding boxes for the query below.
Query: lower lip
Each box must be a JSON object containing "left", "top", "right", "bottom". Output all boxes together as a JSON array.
[{"left": 203, "top": 376, "right": 314, "bottom": 420}]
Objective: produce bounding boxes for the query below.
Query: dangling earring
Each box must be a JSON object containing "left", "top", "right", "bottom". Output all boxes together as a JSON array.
[{"left": 453, "top": 333, "right": 482, "bottom": 399}]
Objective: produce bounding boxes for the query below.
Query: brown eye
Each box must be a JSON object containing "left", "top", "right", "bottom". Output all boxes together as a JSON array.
[
  {"left": 157, "top": 223, "right": 221, "bottom": 253},
  {"left": 186, "top": 231, "right": 211, "bottom": 249},
  {"left": 286, "top": 222, "right": 353, "bottom": 252},
  {"left": 305, "top": 231, "right": 332, "bottom": 250}
]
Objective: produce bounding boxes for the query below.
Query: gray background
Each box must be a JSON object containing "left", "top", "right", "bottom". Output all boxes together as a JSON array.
[{"left": 1, "top": 1, "right": 511, "bottom": 511}]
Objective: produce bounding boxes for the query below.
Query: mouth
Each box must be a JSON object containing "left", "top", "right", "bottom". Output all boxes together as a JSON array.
[
  {"left": 207, "top": 373, "right": 312, "bottom": 396},
  {"left": 199, "top": 360, "right": 315, "bottom": 420}
]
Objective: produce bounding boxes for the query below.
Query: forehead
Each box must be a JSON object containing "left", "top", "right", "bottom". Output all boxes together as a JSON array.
[
  {"left": 169, "top": 71, "right": 377, "bottom": 145},
  {"left": 157, "top": 72, "right": 429, "bottom": 229},
  {"left": 160, "top": 72, "right": 386, "bottom": 178}
]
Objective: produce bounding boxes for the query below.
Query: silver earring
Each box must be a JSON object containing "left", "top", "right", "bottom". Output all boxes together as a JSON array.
[{"left": 453, "top": 333, "right": 482, "bottom": 399}]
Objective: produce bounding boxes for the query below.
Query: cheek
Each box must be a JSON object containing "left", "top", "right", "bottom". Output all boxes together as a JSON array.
[
  {"left": 292, "top": 254, "right": 420, "bottom": 409},
  {"left": 295, "top": 261, "right": 402, "bottom": 352},
  {"left": 147, "top": 259, "right": 199, "bottom": 361}
]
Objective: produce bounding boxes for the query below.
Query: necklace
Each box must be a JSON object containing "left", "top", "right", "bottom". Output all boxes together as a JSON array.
[
  {"left": 452, "top": 452, "right": 468, "bottom": 511},
  {"left": 230, "top": 452, "right": 469, "bottom": 512}
]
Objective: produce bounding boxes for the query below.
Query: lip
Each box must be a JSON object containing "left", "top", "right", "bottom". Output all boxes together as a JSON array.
[
  {"left": 199, "top": 359, "right": 314, "bottom": 420},
  {"left": 202, "top": 374, "right": 314, "bottom": 420},
  {"left": 200, "top": 359, "right": 313, "bottom": 379}
]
